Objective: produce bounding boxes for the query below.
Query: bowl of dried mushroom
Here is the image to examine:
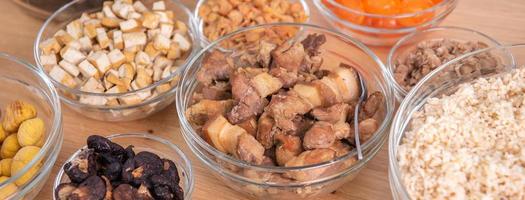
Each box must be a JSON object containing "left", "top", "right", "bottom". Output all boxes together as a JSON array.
[
  {"left": 194, "top": 0, "right": 310, "bottom": 49},
  {"left": 177, "top": 23, "right": 395, "bottom": 199},
  {"left": 34, "top": 0, "right": 199, "bottom": 121},
  {"left": 386, "top": 26, "right": 503, "bottom": 101},
  {"left": 0, "top": 53, "right": 63, "bottom": 199}
]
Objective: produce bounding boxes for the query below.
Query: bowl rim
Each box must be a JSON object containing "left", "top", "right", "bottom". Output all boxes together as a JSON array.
[
  {"left": 176, "top": 22, "right": 395, "bottom": 173},
  {"left": 388, "top": 44, "right": 525, "bottom": 199},
  {"left": 192, "top": 0, "right": 312, "bottom": 47},
  {"left": 386, "top": 26, "right": 504, "bottom": 99},
  {"left": 33, "top": 0, "right": 200, "bottom": 108},
  {"left": 52, "top": 133, "right": 194, "bottom": 200},
  {"left": 0, "top": 52, "right": 63, "bottom": 190},
  {"left": 313, "top": 0, "right": 458, "bottom": 34},
  {"left": 322, "top": 0, "right": 454, "bottom": 19}
]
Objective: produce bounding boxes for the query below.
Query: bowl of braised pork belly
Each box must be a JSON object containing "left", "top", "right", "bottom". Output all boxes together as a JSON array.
[{"left": 176, "top": 23, "right": 395, "bottom": 199}]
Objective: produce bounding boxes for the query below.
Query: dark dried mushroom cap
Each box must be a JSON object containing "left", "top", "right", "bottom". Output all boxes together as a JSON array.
[
  {"left": 87, "top": 135, "right": 125, "bottom": 156},
  {"left": 68, "top": 176, "right": 106, "bottom": 200},
  {"left": 101, "top": 176, "right": 113, "bottom": 200},
  {"left": 161, "top": 159, "right": 180, "bottom": 184},
  {"left": 113, "top": 184, "right": 137, "bottom": 200},
  {"left": 64, "top": 149, "right": 97, "bottom": 183},
  {"left": 136, "top": 184, "right": 154, "bottom": 200},
  {"left": 55, "top": 183, "right": 77, "bottom": 200},
  {"left": 97, "top": 153, "right": 123, "bottom": 181}
]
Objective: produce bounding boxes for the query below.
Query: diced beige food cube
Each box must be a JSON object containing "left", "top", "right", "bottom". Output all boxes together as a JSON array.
[
  {"left": 106, "top": 85, "right": 126, "bottom": 94},
  {"left": 66, "top": 20, "right": 83, "bottom": 39},
  {"left": 127, "top": 12, "right": 142, "bottom": 20},
  {"left": 133, "top": 1, "right": 148, "bottom": 13},
  {"left": 156, "top": 83, "right": 171, "bottom": 93},
  {"left": 112, "top": 30, "right": 124, "bottom": 49},
  {"left": 101, "top": 17, "right": 122, "bottom": 28},
  {"left": 142, "top": 12, "right": 160, "bottom": 29},
  {"left": 59, "top": 60, "right": 80, "bottom": 77},
  {"left": 108, "top": 49, "right": 126, "bottom": 68},
  {"left": 83, "top": 20, "right": 100, "bottom": 39},
  {"left": 123, "top": 50, "right": 136, "bottom": 62},
  {"left": 79, "top": 13, "right": 91, "bottom": 23},
  {"left": 144, "top": 43, "right": 160, "bottom": 59},
  {"left": 78, "top": 36, "right": 93, "bottom": 52},
  {"left": 96, "top": 28, "right": 111, "bottom": 49},
  {"left": 78, "top": 60, "right": 99, "bottom": 78},
  {"left": 63, "top": 40, "right": 82, "bottom": 51},
  {"left": 136, "top": 90, "right": 152, "bottom": 100},
  {"left": 173, "top": 33, "right": 191, "bottom": 51},
  {"left": 40, "top": 38, "right": 62, "bottom": 54},
  {"left": 120, "top": 19, "right": 140, "bottom": 32},
  {"left": 54, "top": 30, "right": 74, "bottom": 46},
  {"left": 113, "top": 2, "right": 134, "bottom": 18},
  {"left": 103, "top": 4, "right": 117, "bottom": 18},
  {"left": 80, "top": 95, "right": 108, "bottom": 106},
  {"left": 49, "top": 65, "right": 77, "bottom": 88},
  {"left": 159, "top": 23, "right": 173, "bottom": 37},
  {"left": 61, "top": 47, "right": 86, "bottom": 64},
  {"left": 167, "top": 43, "right": 181, "bottom": 59},
  {"left": 147, "top": 29, "right": 161, "bottom": 39},
  {"left": 135, "top": 51, "right": 151, "bottom": 66},
  {"left": 153, "top": 56, "right": 172, "bottom": 68},
  {"left": 135, "top": 68, "right": 152, "bottom": 88},
  {"left": 87, "top": 51, "right": 111, "bottom": 73},
  {"left": 175, "top": 20, "right": 187, "bottom": 33},
  {"left": 81, "top": 77, "right": 104, "bottom": 93},
  {"left": 153, "top": 65, "right": 163, "bottom": 81},
  {"left": 155, "top": 11, "right": 172, "bottom": 24},
  {"left": 39, "top": 54, "right": 57, "bottom": 68},
  {"left": 152, "top": 1, "right": 166, "bottom": 11},
  {"left": 120, "top": 94, "right": 142, "bottom": 105},
  {"left": 122, "top": 32, "right": 147, "bottom": 48},
  {"left": 118, "top": 63, "right": 135, "bottom": 80},
  {"left": 161, "top": 65, "right": 172, "bottom": 79},
  {"left": 106, "top": 69, "right": 125, "bottom": 86},
  {"left": 153, "top": 34, "right": 170, "bottom": 51}
]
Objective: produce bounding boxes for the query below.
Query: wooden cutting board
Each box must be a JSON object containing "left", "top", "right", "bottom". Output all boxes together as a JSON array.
[{"left": 0, "top": 0, "right": 524, "bottom": 199}]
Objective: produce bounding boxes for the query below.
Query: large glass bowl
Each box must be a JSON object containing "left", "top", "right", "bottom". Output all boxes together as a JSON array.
[
  {"left": 388, "top": 44, "right": 522, "bottom": 200},
  {"left": 53, "top": 133, "right": 194, "bottom": 200},
  {"left": 34, "top": 0, "right": 199, "bottom": 121},
  {"left": 176, "top": 23, "right": 395, "bottom": 199},
  {"left": 386, "top": 26, "right": 503, "bottom": 101},
  {"left": 0, "top": 53, "right": 63, "bottom": 199},
  {"left": 314, "top": 0, "right": 458, "bottom": 46}
]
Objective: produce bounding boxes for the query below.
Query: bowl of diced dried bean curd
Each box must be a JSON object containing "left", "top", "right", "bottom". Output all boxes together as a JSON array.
[
  {"left": 34, "top": 0, "right": 198, "bottom": 121},
  {"left": 194, "top": 0, "right": 310, "bottom": 48}
]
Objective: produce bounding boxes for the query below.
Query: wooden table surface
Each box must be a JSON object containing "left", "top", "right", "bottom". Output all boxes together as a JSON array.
[{"left": 0, "top": 0, "right": 523, "bottom": 199}]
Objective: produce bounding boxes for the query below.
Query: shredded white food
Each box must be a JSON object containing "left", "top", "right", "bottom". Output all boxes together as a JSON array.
[{"left": 397, "top": 68, "right": 525, "bottom": 200}]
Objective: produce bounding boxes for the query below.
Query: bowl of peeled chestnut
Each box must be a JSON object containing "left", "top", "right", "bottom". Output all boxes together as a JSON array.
[
  {"left": 53, "top": 134, "right": 193, "bottom": 200},
  {"left": 176, "top": 23, "right": 395, "bottom": 199}
]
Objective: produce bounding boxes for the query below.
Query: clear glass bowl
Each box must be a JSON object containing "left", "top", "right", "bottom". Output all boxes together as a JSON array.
[
  {"left": 176, "top": 23, "right": 395, "bottom": 199},
  {"left": 386, "top": 26, "right": 503, "bottom": 102},
  {"left": 0, "top": 53, "right": 63, "bottom": 199},
  {"left": 53, "top": 133, "right": 194, "bottom": 199},
  {"left": 193, "top": 0, "right": 311, "bottom": 48},
  {"left": 314, "top": 0, "right": 458, "bottom": 46},
  {"left": 388, "top": 44, "right": 522, "bottom": 200},
  {"left": 33, "top": 0, "right": 199, "bottom": 121}
]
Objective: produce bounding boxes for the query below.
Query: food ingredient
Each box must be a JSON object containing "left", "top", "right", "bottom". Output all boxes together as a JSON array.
[
  {"left": 397, "top": 68, "right": 525, "bottom": 199},
  {"left": 393, "top": 39, "right": 498, "bottom": 91},
  {"left": 0, "top": 176, "right": 17, "bottom": 199},
  {"left": 17, "top": 118, "right": 45, "bottom": 147},
  {"left": 2, "top": 100, "right": 36, "bottom": 133},
  {"left": 0, "top": 135, "right": 20, "bottom": 159},
  {"left": 0, "top": 159, "right": 12, "bottom": 177},
  {"left": 39, "top": 0, "right": 192, "bottom": 107},
  {"left": 186, "top": 33, "right": 384, "bottom": 182},
  {"left": 198, "top": 0, "right": 308, "bottom": 47},
  {"left": 56, "top": 135, "right": 183, "bottom": 200},
  {"left": 11, "top": 146, "right": 42, "bottom": 186}
]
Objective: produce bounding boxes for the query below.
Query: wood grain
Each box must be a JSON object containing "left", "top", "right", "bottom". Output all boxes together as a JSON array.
[{"left": 0, "top": 0, "right": 523, "bottom": 199}]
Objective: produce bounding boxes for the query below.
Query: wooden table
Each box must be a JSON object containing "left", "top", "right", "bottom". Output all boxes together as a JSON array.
[{"left": 0, "top": 0, "right": 523, "bottom": 199}]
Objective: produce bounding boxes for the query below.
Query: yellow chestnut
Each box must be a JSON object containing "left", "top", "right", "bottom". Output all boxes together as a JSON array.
[
  {"left": 11, "top": 146, "right": 41, "bottom": 186},
  {"left": 0, "top": 176, "right": 17, "bottom": 199},
  {"left": 0, "top": 126, "right": 6, "bottom": 143},
  {"left": 0, "top": 159, "right": 12, "bottom": 177},
  {"left": 17, "top": 118, "right": 45, "bottom": 147},
  {"left": 0, "top": 135, "right": 20, "bottom": 159},
  {"left": 2, "top": 101, "right": 36, "bottom": 132}
]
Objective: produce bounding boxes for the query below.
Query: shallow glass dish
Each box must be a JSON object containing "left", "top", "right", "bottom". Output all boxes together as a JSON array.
[
  {"left": 176, "top": 23, "right": 395, "bottom": 199},
  {"left": 314, "top": 0, "right": 458, "bottom": 46},
  {"left": 34, "top": 0, "right": 199, "bottom": 121},
  {"left": 193, "top": 0, "right": 311, "bottom": 47},
  {"left": 53, "top": 133, "right": 194, "bottom": 199},
  {"left": 388, "top": 44, "right": 523, "bottom": 200},
  {"left": 0, "top": 53, "right": 63, "bottom": 199}
]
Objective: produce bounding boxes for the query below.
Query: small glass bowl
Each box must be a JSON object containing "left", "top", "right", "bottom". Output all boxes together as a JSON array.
[
  {"left": 314, "top": 0, "right": 458, "bottom": 46},
  {"left": 34, "top": 0, "right": 199, "bottom": 121},
  {"left": 53, "top": 133, "right": 194, "bottom": 199},
  {"left": 386, "top": 26, "right": 503, "bottom": 101},
  {"left": 0, "top": 53, "right": 63, "bottom": 199},
  {"left": 193, "top": 0, "right": 311, "bottom": 48},
  {"left": 388, "top": 44, "right": 522, "bottom": 200},
  {"left": 176, "top": 23, "right": 395, "bottom": 199}
]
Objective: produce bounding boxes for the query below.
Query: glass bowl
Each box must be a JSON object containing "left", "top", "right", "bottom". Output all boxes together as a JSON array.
[
  {"left": 176, "top": 23, "right": 395, "bottom": 199},
  {"left": 388, "top": 44, "right": 522, "bottom": 199},
  {"left": 33, "top": 0, "right": 199, "bottom": 121},
  {"left": 53, "top": 133, "right": 194, "bottom": 200},
  {"left": 386, "top": 26, "right": 503, "bottom": 102},
  {"left": 193, "top": 0, "right": 311, "bottom": 48},
  {"left": 314, "top": 0, "right": 458, "bottom": 46},
  {"left": 0, "top": 53, "right": 63, "bottom": 199}
]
